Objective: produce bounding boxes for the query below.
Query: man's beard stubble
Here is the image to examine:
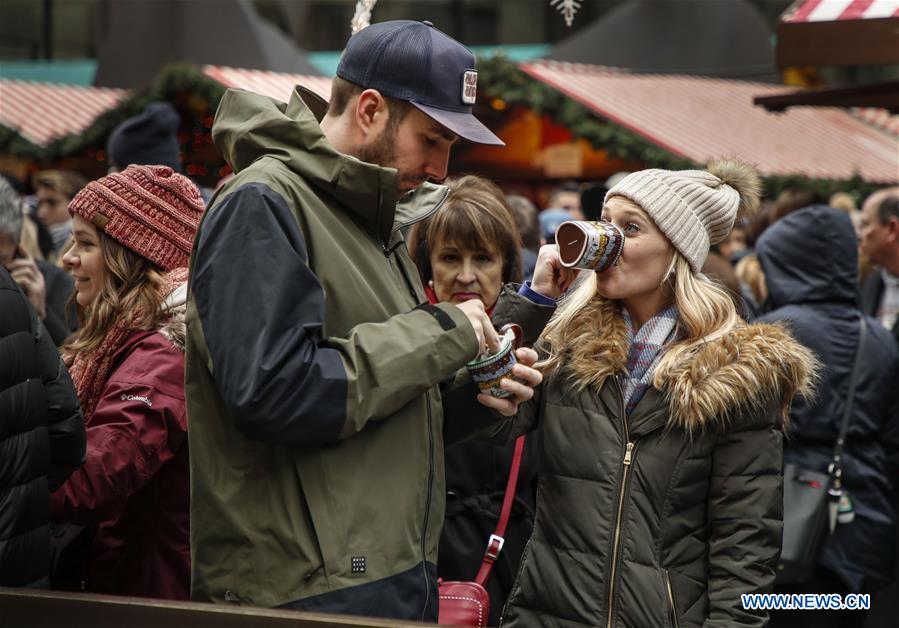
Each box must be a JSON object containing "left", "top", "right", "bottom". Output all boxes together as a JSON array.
[{"left": 357, "top": 121, "right": 424, "bottom": 195}]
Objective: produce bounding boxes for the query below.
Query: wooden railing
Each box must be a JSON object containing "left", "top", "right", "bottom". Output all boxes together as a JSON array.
[{"left": 0, "top": 588, "right": 434, "bottom": 628}]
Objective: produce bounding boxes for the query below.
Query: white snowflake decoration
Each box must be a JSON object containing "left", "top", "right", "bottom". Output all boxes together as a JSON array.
[
  {"left": 551, "top": 0, "right": 582, "bottom": 27},
  {"left": 350, "top": 0, "right": 378, "bottom": 34}
]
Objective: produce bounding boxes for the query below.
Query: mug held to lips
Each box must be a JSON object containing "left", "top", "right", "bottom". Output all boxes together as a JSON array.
[
  {"left": 467, "top": 323, "right": 524, "bottom": 398},
  {"left": 556, "top": 220, "right": 624, "bottom": 272}
]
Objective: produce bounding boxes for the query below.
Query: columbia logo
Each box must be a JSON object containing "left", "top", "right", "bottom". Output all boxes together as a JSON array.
[{"left": 120, "top": 393, "right": 152, "bottom": 407}]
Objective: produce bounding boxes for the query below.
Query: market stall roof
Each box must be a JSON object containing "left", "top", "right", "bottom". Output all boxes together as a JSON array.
[
  {"left": 203, "top": 65, "right": 331, "bottom": 102},
  {"left": 547, "top": 0, "right": 777, "bottom": 81},
  {"left": 520, "top": 61, "right": 898, "bottom": 183},
  {"left": 783, "top": 0, "right": 899, "bottom": 22},
  {"left": 93, "top": 0, "right": 322, "bottom": 89},
  {"left": 754, "top": 81, "right": 899, "bottom": 113},
  {"left": 0, "top": 79, "right": 128, "bottom": 146},
  {"left": 776, "top": 0, "right": 899, "bottom": 67}
]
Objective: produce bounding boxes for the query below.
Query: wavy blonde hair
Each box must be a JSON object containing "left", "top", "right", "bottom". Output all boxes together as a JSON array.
[
  {"left": 537, "top": 252, "right": 740, "bottom": 383},
  {"left": 63, "top": 230, "right": 167, "bottom": 356}
]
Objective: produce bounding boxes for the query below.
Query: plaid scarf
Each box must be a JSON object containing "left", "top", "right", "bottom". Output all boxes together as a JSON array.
[{"left": 621, "top": 305, "right": 679, "bottom": 415}]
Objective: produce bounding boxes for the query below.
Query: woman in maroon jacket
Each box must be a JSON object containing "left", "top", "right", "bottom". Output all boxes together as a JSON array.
[{"left": 50, "top": 165, "right": 204, "bottom": 600}]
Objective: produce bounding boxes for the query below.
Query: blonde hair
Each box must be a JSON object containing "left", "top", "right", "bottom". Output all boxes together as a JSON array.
[
  {"left": 538, "top": 252, "right": 741, "bottom": 389},
  {"left": 828, "top": 191, "right": 857, "bottom": 214},
  {"left": 735, "top": 253, "right": 767, "bottom": 306},
  {"left": 63, "top": 230, "right": 167, "bottom": 356}
]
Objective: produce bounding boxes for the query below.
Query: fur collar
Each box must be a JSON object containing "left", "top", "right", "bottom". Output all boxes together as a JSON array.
[
  {"left": 158, "top": 283, "right": 187, "bottom": 352},
  {"left": 551, "top": 297, "right": 818, "bottom": 430}
]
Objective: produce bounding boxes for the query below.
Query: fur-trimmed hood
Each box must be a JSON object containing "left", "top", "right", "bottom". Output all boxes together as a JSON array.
[
  {"left": 159, "top": 282, "right": 187, "bottom": 352},
  {"left": 549, "top": 297, "right": 818, "bottom": 431}
]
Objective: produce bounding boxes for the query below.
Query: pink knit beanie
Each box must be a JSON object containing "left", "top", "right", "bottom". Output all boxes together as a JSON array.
[{"left": 67, "top": 165, "right": 205, "bottom": 270}]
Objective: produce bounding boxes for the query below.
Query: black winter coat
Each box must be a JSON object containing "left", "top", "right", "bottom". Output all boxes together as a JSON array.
[
  {"left": 0, "top": 267, "right": 85, "bottom": 587},
  {"left": 757, "top": 205, "right": 899, "bottom": 592},
  {"left": 439, "top": 285, "right": 555, "bottom": 626},
  {"left": 490, "top": 296, "right": 817, "bottom": 627}
]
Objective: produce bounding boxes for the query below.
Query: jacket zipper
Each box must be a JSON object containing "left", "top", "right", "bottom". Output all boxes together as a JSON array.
[
  {"left": 607, "top": 375, "right": 635, "bottom": 628},
  {"left": 607, "top": 440, "right": 637, "bottom": 628},
  {"left": 664, "top": 569, "right": 680, "bottom": 628},
  {"left": 419, "top": 389, "right": 435, "bottom": 620}
]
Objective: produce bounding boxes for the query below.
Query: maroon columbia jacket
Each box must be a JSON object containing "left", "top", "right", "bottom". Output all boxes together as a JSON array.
[{"left": 50, "top": 329, "right": 189, "bottom": 600}]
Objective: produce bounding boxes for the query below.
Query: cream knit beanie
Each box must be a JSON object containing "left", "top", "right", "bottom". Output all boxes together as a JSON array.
[{"left": 604, "top": 160, "right": 762, "bottom": 272}]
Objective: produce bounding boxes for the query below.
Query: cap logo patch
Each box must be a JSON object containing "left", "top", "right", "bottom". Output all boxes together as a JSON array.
[{"left": 462, "top": 69, "right": 478, "bottom": 105}]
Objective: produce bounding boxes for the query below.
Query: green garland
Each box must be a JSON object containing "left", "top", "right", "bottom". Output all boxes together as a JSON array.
[
  {"left": 476, "top": 55, "right": 882, "bottom": 199},
  {"left": 0, "top": 64, "right": 225, "bottom": 161},
  {"left": 1, "top": 57, "right": 884, "bottom": 199}
]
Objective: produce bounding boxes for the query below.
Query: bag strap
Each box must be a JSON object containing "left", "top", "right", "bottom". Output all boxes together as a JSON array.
[
  {"left": 829, "top": 315, "right": 868, "bottom": 486},
  {"left": 475, "top": 435, "right": 526, "bottom": 587}
]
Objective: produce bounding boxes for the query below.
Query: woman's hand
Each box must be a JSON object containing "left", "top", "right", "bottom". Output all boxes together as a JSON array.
[
  {"left": 477, "top": 347, "right": 542, "bottom": 416},
  {"left": 530, "top": 244, "right": 577, "bottom": 300},
  {"left": 6, "top": 247, "right": 48, "bottom": 319}
]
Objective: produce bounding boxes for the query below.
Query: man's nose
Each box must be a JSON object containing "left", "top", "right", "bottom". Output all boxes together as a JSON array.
[{"left": 426, "top": 147, "right": 450, "bottom": 182}]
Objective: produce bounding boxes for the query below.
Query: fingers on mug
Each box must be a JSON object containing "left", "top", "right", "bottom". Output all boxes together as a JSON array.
[{"left": 467, "top": 323, "right": 524, "bottom": 399}]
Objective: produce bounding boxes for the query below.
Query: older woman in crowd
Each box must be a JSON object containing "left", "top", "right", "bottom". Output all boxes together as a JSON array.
[{"left": 408, "top": 174, "right": 538, "bottom": 625}]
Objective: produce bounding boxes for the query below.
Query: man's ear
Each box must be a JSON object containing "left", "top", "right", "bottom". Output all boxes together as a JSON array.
[
  {"left": 354, "top": 89, "right": 389, "bottom": 139},
  {"left": 886, "top": 215, "right": 899, "bottom": 243}
]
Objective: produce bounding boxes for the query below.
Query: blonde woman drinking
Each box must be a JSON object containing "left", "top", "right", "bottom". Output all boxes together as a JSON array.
[{"left": 482, "top": 161, "right": 818, "bottom": 627}]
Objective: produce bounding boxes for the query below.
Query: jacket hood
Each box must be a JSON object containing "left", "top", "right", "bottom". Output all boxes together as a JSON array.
[
  {"left": 756, "top": 205, "right": 859, "bottom": 308},
  {"left": 212, "top": 86, "right": 448, "bottom": 246},
  {"left": 551, "top": 298, "right": 818, "bottom": 431}
]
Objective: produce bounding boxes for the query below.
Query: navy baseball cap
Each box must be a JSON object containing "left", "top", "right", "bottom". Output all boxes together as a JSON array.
[{"left": 336, "top": 20, "right": 504, "bottom": 146}]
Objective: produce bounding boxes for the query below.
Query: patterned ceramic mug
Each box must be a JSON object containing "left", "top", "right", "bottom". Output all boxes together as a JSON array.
[
  {"left": 555, "top": 220, "right": 625, "bottom": 271},
  {"left": 467, "top": 323, "right": 524, "bottom": 398}
]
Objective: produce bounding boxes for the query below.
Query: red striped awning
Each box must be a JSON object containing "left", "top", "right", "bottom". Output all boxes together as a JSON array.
[
  {"left": 0, "top": 79, "right": 128, "bottom": 146},
  {"left": 852, "top": 107, "right": 899, "bottom": 136},
  {"left": 520, "top": 61, "right": 899, "bottom": 183},
  {"left": 203, "top": 65, "right": 331, "bottom": 103},
  {"left": 783, "top": 0, "right": 899, "bottom": 22}
]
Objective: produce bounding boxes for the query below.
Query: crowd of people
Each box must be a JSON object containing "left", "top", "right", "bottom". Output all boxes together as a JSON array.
[{"left": 1, "top": 18, "right": 898, "bottom": 628}]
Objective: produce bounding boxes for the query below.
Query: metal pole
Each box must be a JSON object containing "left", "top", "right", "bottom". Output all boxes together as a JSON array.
[{"left": 43, "top": 0, "right": 53, "bottom": 59}]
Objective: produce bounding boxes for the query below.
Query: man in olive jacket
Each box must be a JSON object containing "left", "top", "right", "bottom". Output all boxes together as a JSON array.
[{"left": 186, "top": 21, "right": 541, "bottom": 620}]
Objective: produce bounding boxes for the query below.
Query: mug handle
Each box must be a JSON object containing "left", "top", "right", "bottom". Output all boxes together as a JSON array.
[{"left": 499, "top": 323, "right": 523, "bottom": 350}]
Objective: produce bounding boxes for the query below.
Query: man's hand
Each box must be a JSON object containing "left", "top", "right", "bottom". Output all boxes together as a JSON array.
[
  {"left": 7, "top": 247, "right": 47, "bottom": 319},
  {"left": 531, "top": 244, "right": 578, "bottom": 300},
  {"left": 456, "top": 299, "right": 501, "bottom": 356},
  {"left": 476, "top": 347, "right": 542, "bottom": 416}
]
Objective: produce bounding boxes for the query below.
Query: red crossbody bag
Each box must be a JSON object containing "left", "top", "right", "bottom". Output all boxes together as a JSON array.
[{"left": 438, "top": 435, "right": 526, "bottom": 627}]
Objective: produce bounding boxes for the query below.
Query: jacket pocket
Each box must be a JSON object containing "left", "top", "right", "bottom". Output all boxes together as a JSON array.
[{"left": 662, "top": 569, "right": 680, "bottom": 628}]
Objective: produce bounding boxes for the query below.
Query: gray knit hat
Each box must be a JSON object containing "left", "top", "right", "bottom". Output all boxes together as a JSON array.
[{"left": 604, "top": 160, "right": 761, "bottom": 272}]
